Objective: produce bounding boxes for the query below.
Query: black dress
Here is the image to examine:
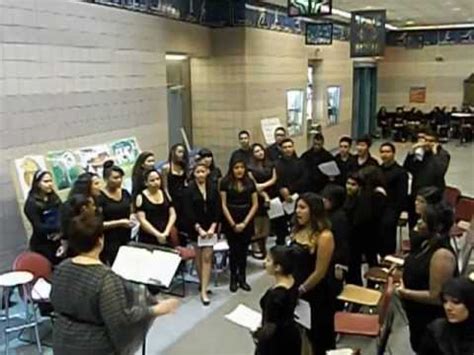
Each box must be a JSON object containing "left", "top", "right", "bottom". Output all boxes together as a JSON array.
[
  {"left": 136, "top": 191, "right": 173, "bottom": 246},
  {"left": 248, "top": 163, "right": 275, "bottom": 216},
  {"left": 290, "top": 240, "right": 336, "bottom": 355},
  {"left": 220, "top": 177, "right": 256, "bottom": 277},
  {"left": 24, "top": 194, "right": 62, "bottom": 265},
  {"left": 167, "top": 170, "right": 187, "bottom": 239},
  {"left": 96, "top": 189, "right": 132, "bottom": 265},
  {"left": 183, "top": 181, "right": 220, "bottom": 242},
  {"left": 254, "top": 286, "right": 301, "bottom": 355},
  {"left": 402, "top": 241, "right": 457, "bottom": 353}
]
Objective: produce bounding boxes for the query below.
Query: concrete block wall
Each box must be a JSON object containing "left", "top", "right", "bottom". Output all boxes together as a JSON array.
[{"left": 0, "top": 0, "right": 210, "bottom": 271}]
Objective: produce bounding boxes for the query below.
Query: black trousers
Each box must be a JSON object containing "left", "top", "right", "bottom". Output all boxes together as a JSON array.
[
  {"left": 227, "top": 233, "right": 251, "bottom": 278},
  {"left": 272, "top": 214, "right": 291, "bottom": 245},
  {"left": 347, "top": 228, "right": 378, "bottom": 286},
  {"left": 379, "top": 208, "right": 398, "bottom": 257}
]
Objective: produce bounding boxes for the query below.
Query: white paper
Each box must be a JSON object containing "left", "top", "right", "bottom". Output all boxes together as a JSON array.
[
  {"left": 267, "top": 198, "right": 285, "bottom": 219},
  {"left": 32, "top": 278, "right": 51, "bottom": 301},
  {"left": 318, "top": 161, "right": 340, "bottom": 177},
  {"left": 260, "top": 118, "right": 282, "bottom": 145},
  {"left": 225, "top": 304, "right": 262, "bottom": 332},
  {"left": 198, "top": 234, "right": 218, "bottom": 247},
  {"left": 214, "top": 239, "right": 229, "bottom": 252},
  {"left": 282, "top": 193, "right": 299, "bottom": 215},
  {"left": 326, "top": 349, "right": 354, "bottom": 355},
  {"left": 112, "top": 246, "right": 181, "bottom": 288},
  {"left": 384, "top": 255, "right": 405, "bottom": 266},
  {"left": 294, "top": 299, "right": 311, "bottom": 329}
]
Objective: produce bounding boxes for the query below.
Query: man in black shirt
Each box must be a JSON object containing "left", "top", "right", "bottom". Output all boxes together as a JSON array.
[
  {"left": 379, "top": 142, "right": 408, "bottom": 255},
  {"left": 403, "top": 131, "right": 450, "bottom": 227},
  {"left": 334, "top": 135, "right": 355, "bottom": 186},
  {"left": 301, "top": 132, "right": 335, "bottom": 193},
  {"left": 229, "top": 130, "right": 252, "bottom": 167},
  {"left": 266, "top": 126, "right": 287, "bottom": 162},
  {"left": 274, "top": 138, "right": 307, "bottom": 245},
  {"left": 350, "top": 134, "right": 379, "bottom": 172}
]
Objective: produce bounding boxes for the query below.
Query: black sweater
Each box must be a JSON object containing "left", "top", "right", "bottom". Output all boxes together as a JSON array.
[
  {"left": 380, "top": 162, "right": 408, "bottom": 213},
  {"left": 275, "top": 156, "right": 308, "bottom": 195},
  {"left": 301, "top": 148, "right": 335, "bottom": 193}
]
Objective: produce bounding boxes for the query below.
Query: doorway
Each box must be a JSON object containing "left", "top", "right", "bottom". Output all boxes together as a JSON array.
[
  {"left": 352, "top": 61, "right": 377, "bottom": 138},
  {"left": 166, "top": 55, "right": 193, "bottom": 149}
]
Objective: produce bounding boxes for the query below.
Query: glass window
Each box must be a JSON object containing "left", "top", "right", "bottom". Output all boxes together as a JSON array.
[
  {"left": 286, "top": 89, "right": 305, "bottom": 136},
  {"left": 327, "top": 86, "right": 341, "bottom": 125}
]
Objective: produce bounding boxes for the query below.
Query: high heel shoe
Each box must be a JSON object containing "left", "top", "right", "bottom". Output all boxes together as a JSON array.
[{"left": 200, "top": 294, "right": 210, "bottom": 306}]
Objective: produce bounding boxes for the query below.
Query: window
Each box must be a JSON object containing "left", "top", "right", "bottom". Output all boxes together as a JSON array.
[
  {"left": 286, "top": 89, "right": 305, "bottom": 136},
  {"left": 327, "top": 86, "right": 341, "bottom": 125},
  {"left": 306, "top": 66, "right": 314, "bottom": 122}
]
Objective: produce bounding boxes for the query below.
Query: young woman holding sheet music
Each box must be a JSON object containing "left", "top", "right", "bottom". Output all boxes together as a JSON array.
[
  {"left": 220, "top": 157, "right": 258, "bottom": 293},
  {"left": 253, "top": 245, "right": 301, "bottom": 355},
  {"left": 248, "top": 143, "right": 277, "bottom": 259},
  {"left": 96, "top": 161, "right": 134, "bottom": 266},
  {"left": 135, "top": 169, "right": 177, "bottom": 247},
  {"left": 24, "top": 170, "right": 63, "bottom": 265},
  {"left": 51, "top": 213, "right": 179, "bottom": 355},
  {"left": 183, "top": 163, "right": 220, "bottom": 305},
  {"left": 290, "top": 193, "right": 336, "bottom": 355}
]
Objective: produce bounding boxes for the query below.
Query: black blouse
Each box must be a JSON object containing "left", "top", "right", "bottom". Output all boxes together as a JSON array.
[
  {"left": 24, "top": 194, "right": 62, "bottom": 245},
  {"left": 220, "top": 177, "right": 256, "bottom": 207},
  {"left": 97, "top": 189, "right": 132, "bottom": 243},
  {"left": 136, "top": 191, "right": 173, "bottom": 245},
  {"left": 183, "top": 181, "right": 220, "bottom": 240}
]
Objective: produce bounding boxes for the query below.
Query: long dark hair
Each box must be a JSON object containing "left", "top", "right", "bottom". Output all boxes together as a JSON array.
[
  {"left": 249, "top": 143, "right": 272, "bottom": 170},
  {"left": 68, "top": 172, "right": 98, "bottom": 199},
  {"left": 293, "top": 193, "right": 331, "bottom": 234},
  {"left": 168, "top": 143, "right": 189, "bottom": 171},
  {"left": 131, "top": 151, "right": 154, "bottom": 197},
  {"left": 27, "top": 170, "right": 60, "bottom": 204},
  {"left": 197, "top": 148, "right": 216, "bottom": 171},
  {"left": 423, "top": 202, "right": 454, "bottom": 250},
  {"left": 223, "top": 157, "right": 253, "bottom": 190},
  {"left": 269, "top": 245, "right": 295, "bottom": 276},
  {"left": 103, "top": 160, "right": 124, "bottom": 180}
]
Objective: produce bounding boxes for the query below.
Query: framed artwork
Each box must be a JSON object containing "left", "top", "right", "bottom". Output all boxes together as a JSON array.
[{"left": 306, "top": 23, "right": 333, "bottom": 45}]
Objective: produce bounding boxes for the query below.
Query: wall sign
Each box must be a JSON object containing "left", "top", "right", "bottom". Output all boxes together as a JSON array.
[
  {"left": 350, "top": 10, "right": 386, "bottom": 57},
  {"left": 306, "top": 23, "right": 333, "bottom": 45},
  {"left": 409, "top": 87, "right": 427, "bottom": 103}
]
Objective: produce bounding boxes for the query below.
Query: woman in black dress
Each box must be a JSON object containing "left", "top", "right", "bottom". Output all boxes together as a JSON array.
[
  {"left": 162, "top": 144, "right": 189, "bottom": 243},
  {"left": 397, "top": 202, "right": 457, "bottom": 353},
  {"left": 131, "top": 151, "right": 156, "bottom": 200},
  {"left": 196, "top": 148, "right": 222, "bottom": 189},
  {"left": 290, "top": 193, "right": 336, "bottom": 355},
  {"left": 24, "top": 170, "right": 62, "bottom": 265},
  {"left": 135, "top": 169, "right": 177, "bottom": 247},
  {"left": 220, "top": 158, "right": 258, "bottom": 293},
  {"left": 183, "top": 163, "right": 220, "bottom": 305},
  {"left": 96, "top": 161, "right": 133, "bottom": 265},
  {"left": 248, "top": 143, "right": 277, "bottom": 259},
  {"left": 419, "top": 275, "right": 474, "bottom": 355},
  {"left": 253, "top": 245, "right": 301, "bottom": 355}
]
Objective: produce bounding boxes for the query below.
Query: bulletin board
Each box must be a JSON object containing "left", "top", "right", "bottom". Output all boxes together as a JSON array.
[{"left": 12, "top": 137, "right": 141, "bottom": 237}]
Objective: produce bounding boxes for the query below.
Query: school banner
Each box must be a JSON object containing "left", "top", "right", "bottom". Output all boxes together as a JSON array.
[{"left": 350, "top": 10, "right": 386, "bottom": 58}]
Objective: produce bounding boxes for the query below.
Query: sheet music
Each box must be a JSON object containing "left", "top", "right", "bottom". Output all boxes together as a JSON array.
[
  {"left": 267, "top": 197, "right": 285, "bottom": 219},
  {"left": 294, "top": 299, "right": 311, "bottom": 329},
  {"left": 282, "top": 193, "right": 299, "bottom": 215},
  {"left": 32, "top": 278, "right": 51, "bottom": 301},
  {"left": 225, "top": 304, "right": 262, "bottom": 332},
  {"left": 384, "top": 255, "right": 404, "bottom": 266},
  {"left": 327, "top": 349, "right": 354, "bottom": 355},
  {"left": 112, "top": 246, "right": 181, "bottom": 288},
  {"left": 198, "top": 234, "right": 218, "bottom": 247},
  {"left": 318, "top": 161, "right": 340, "bottom": 177}
]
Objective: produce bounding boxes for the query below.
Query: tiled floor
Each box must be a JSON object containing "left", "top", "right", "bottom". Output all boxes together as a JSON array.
[{"left": 1, "top": 141, "right": 472, "bottom": 355}]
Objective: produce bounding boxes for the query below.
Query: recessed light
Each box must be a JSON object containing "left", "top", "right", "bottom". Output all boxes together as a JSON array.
[
  {"left": 165, "top": 54, "right": 188, "bottom": 61},
  {"left": 405, "top": 20, "right": 415, "bottom": 25},
  {"left": 452, "top": 7, "right": 461, "bottom": 11}
]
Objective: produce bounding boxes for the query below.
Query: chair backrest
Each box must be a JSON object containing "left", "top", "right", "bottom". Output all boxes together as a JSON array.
[
  {"left": 444, "top": 186, "right": 461, "bottom": 208},
  {"left": 377, "top": 276, "right": 395, "bottom": 355},
  {"left": 455, "top": 197, "right": 474, "bottom": 222},
  {"left": 378, "top": 276, "right": 394, "bottom": 325},
  {"left": 13, "top": 251, "right": 53, "bottom": 282}
]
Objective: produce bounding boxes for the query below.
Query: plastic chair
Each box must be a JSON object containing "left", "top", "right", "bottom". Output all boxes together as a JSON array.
[
  {"left": 444, "top": 186, "right": 461, "bottom": 208},
  {"left": 455, "top": 197, "right": 474, "bottom": 222},
  {"left": 335, "top": 277, "right": 395, "bottom": 355},
  {"left": 0, "top": 271, "right": 42, "bottom": 355},
  {"left": 13, "top": 252, "right": 53, "bottom": 283}
]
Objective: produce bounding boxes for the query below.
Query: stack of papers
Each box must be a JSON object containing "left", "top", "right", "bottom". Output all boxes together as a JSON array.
[
  {"left": 112, "top": 245, "right": 181, "bottom": 288},
  {"left": 384, "top": 255, "right": 405, "bottom": 266},
  {"left": 267, "top": 198, "right": 285, "bottom": 219},
  {"left": 327, "top": 349, "right": 355, "bottom": 355},
  {"left": 318, "top": 161, "right": 340, "bottom": 177},
  {"left": 282, "top": 193, "right": 299, "bottom": 215},
  {"left": 225, "top": 304, "right": 262, "bottom": 332},
  {"left": 294, "top": 299, "right": 311, "bottom": 329},
  {"left": 198, "top": 234, "right": 218, "bottom": 247},
  {"left": 32, "top": 278, "right": 51, "bottom": 301}
]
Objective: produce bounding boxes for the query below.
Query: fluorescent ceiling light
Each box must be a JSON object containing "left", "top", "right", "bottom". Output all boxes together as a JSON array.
[
  {"left": 395, "top": 23, "right": 474, "bottom": 30},
  {"left": 165, "top": 54, "right": 188, "bottom": 61}
]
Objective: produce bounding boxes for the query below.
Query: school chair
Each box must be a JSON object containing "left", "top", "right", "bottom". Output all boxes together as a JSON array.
[
  {"left": 444, "top": 186, "right": 461, "bottom": 208},
  {"left": 13, "top": 251, "right": 55, "bottom": 346},
  {"left": 212, "top": 237, "right": 230, "bottom": 286},
  {"left": 397, "top": 211, "right": 411, "bottom": 254},
  {"left": 335, "top": 277, "right": 395, "bottom": 355},
  {"left": 451, "top": 197, "right": 474, "bottom": 254},
  {"left": 169, "top": 227, "right": 196, "bottom": 297},
  {"left": 337, "top": 284, "right": 382, "bottom": 311},
  {"left": 0, "top": 270, "right": 42, "bottom": 355}
]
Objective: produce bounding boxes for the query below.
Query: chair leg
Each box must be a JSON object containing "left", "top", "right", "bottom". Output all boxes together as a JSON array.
[{"left": 3, "top": 287, "right": 11, "bottom": 355}]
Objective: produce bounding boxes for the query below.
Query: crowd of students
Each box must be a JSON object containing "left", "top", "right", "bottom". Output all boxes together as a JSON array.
[{"left": 21, "top": 125, "right": 474, "bottom": 355}]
